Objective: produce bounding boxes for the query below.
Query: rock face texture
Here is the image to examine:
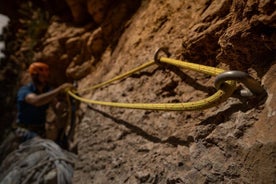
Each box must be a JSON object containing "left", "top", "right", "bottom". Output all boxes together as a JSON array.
[{"left": 0, "top": 0, "right": 276, "bottom": 183}]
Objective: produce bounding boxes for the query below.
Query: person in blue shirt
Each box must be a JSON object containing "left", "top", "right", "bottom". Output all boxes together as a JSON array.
[{"left": 16, "top": 62, "right": 73, "bottom": 141}]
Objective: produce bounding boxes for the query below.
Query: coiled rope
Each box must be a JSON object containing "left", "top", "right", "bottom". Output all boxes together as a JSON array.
[{"left": 67, "top": 51, "right": 238, "bottom": 111}]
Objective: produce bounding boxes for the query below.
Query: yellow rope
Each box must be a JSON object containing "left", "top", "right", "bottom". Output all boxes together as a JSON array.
[
  {"left": 78, "top": 61, "right": 156, "bottom": 93},
  {"left": 67, "top": 57, "right": 237, "bottom": 111}
]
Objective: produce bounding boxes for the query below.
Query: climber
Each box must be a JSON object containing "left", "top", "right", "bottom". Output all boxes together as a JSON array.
[
  {"left": 15, "top": 62, "right": 73, "bottom": 142},
  {"left": 0, "top": 62, "right": 73, "bottom": 161}
]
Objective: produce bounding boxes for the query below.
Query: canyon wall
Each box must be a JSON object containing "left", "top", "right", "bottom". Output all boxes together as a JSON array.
[{"left": 0, "top": 0, "right": 275, "bottom": 183}]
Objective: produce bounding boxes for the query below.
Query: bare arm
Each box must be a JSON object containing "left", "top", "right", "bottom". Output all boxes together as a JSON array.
[{"left": 25, "top": 83, "right": 73, "bottom": 107}]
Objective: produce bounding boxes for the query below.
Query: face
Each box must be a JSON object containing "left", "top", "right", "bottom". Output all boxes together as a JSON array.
[{"left": 37, "top": 67, "right": 49, "bottom": 85}]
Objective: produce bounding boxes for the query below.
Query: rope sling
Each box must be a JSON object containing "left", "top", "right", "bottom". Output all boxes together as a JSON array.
[{"left": 67, "top": 48, "right": 266, "bottom": 111}]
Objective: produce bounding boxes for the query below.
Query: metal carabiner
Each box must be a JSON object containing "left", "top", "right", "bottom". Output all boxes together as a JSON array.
[
  {"left": 214, "top": 70, "right": 267, "bottom": 98},
  {"left": 154, "top": 47, "right": 171, "bottom": 64}
]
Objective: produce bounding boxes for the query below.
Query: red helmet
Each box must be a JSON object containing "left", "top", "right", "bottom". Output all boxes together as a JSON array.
[{"left": 28, "top": 62, "right": 49, "bottom": 83}]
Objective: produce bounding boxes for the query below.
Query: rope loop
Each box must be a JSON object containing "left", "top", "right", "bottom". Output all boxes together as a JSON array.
[{"left": 66, "top": 48, "right": 267, "bottom": 111}]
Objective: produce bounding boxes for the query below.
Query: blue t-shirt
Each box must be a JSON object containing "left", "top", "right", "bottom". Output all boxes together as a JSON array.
[{"left": 17, "top": 82, "right": 50, "bottom": 125}]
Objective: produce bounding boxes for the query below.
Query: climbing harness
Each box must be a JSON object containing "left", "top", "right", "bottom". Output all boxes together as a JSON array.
[{"left": 67, "top": 48, "right": 266, "bottom": 111}]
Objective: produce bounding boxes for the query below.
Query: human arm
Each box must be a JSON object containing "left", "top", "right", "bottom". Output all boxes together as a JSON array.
[{"left": 25, "top": 83, "right": 73, "bottom": 107}]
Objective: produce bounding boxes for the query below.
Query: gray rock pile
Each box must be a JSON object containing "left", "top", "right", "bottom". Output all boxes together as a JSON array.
[{"left": 0, "top": 138, "right": 77, "bottom": 184}]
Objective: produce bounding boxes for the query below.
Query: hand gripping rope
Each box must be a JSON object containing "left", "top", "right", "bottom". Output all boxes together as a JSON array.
[{"left": 67, "top": 48, "right": 266, "bottom": 111}]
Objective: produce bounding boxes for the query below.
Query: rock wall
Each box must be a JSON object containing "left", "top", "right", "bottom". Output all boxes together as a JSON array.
[
  {"left": 182, "top": 0, "right": 276, "bottom": 74},
  {"left": 1, "top": 0, "right": 275, "bottom": 183}
]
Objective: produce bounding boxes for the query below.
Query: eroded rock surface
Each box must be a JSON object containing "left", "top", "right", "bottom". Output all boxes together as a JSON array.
[{"left": 0, "top": 0, "right": 275, "bottom": 183}]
